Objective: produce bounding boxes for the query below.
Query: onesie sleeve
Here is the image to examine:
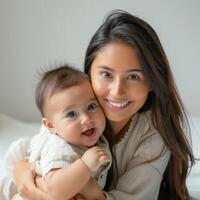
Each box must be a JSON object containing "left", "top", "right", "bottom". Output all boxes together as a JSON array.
[
  {"left": 3, "top": 124, "right": 49, "bottom": 176},
  {"left": 3, "top": 137, "right": 31, "bottom": 176},
  {"left": 37, "top": 134, "right": 80, "bottom": 178}
]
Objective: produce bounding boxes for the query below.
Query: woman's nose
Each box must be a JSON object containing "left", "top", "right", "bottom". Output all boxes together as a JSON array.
[{"left": 110, "top": 78, "right": 126, "bottom": 98}]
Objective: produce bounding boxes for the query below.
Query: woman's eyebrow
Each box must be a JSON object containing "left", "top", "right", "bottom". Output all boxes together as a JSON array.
[
  {"left": 97, "top": 66, "right": 144, "bottom": 73},
  {"left": 127, "top": 69, "right": 144, "bottom": 72},
  {"left": 97, "top": 66, "right": 113, "bottom": 71}
]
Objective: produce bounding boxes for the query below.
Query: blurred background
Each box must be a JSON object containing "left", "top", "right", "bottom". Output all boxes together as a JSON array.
[{"left": 0, "top": 0, "right": 200, "bottom": 122}]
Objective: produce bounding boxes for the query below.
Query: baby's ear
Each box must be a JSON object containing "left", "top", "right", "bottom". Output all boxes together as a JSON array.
[{"left": 42, "top": 117, "right": 55, "bottom": 133}]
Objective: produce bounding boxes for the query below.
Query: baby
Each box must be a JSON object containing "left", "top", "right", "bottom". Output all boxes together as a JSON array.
[{"left": 12, "top": 64, "right": 111, "bottom": 200}]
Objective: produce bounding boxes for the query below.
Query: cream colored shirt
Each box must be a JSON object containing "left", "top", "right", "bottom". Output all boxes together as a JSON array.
[{"left": 105, "top": 111, "right": 170, "bottom": 200}]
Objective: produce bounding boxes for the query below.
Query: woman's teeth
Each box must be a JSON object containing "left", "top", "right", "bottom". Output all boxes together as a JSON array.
[{"left": 107, "top": 100, "right": 129, "bottom": 108}]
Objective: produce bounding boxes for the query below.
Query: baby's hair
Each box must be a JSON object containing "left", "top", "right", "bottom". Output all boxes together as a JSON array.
[{"left": 35, "top": 64, "right": 89, "bottom": 117}]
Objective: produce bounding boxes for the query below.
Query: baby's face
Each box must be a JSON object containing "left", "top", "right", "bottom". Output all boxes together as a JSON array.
[{"left": 45, "top": 80, "right": 106, "bottom": 148}]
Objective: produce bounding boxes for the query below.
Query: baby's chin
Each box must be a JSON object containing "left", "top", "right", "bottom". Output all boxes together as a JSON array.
[{"left": 81, "top": 128, "right": 100, "bottom": 147}]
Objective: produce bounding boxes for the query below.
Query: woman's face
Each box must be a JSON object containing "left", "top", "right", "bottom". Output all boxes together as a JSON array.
[{"left": 90, "top": 41, "right": 150, "bottom": 126}]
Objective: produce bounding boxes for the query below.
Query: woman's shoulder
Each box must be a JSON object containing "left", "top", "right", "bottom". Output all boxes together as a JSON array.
[
  {"left": 135, "top": 111, "right": 169, "bottom": 157},
  {"left": 131, "top": 110, "right": 154, "bottom": 134},
  {"left": 115, "top": 111, "right": 170, "bottom": 174},
  {"left": 124, "top": 110, "right": 167, "bottom": 152},
  {"left": 116, "top": 111, "right": 154, "bottom": 148},
  {"left": 138, "top": 110, "right": 152, "bottom": 123},
  {"left": 135, "top": 111, "right": 163, "bottom": 140},
  {"left": 130, "top": 111, "right": 170, "bottom": 167}
]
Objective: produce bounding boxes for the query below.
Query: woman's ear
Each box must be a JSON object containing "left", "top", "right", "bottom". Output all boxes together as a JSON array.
[
  {"left": 42, "top": 117, "right": 55, "bottom": 133},
  {"left": 148, "top": 83, "right": 152, "bottom": 92},
  {"left": 148, "top": 87, "right": 152, "bottom": 92}
]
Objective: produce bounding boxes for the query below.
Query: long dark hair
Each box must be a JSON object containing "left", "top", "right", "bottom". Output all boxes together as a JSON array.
[{"left": 84, "top": 10, "right": 195, "bottom": 199}]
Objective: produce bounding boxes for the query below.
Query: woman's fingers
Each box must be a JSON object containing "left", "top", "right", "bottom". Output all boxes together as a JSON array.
[
  {"left": 74, "top": 194, "right": 86, "bottom": 200},
  {"left": 32, "top": 187, "right": 50, "bottom": 200},
  {"left": 18, "top": 185, "right": 44, "bottom": 200}
]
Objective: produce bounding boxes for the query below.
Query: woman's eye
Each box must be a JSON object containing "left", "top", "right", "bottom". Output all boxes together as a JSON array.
[
  {"left": 66, "top": 111, "right": 77, "bottom": 118},
  {"left": 101, "top": 71, "right": 112, "bottom": 78},
  {"left": 87, "top": 102, "right": 97, "bottom": 111},
  {"left": 128, "top": 74, "right": 140, "bottom": 80}
]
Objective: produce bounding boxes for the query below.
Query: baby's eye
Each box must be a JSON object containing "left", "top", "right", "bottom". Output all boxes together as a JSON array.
[
  {"left": 101, "top": 71, "right": 112, "bottom": 78},
  {"left": 87, "top": 102, "right": 97, "bottom": 111},
  {"left": 66, "top": 111, "right": 77, "bottom": 118},
  {"left": 127, "top": 74, "right": 140, "bottom": 80}
]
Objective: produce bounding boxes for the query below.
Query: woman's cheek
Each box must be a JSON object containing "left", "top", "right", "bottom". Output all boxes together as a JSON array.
[{"left": 92, "top": 78, "right": 107, "bottom": 97}]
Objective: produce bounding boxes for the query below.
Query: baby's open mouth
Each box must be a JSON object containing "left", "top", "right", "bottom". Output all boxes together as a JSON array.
[{"left": 82, "top": 128, "right": 96, "bottom": 136}]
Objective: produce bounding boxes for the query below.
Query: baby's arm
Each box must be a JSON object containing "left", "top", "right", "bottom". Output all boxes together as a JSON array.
[
  {"left": 43, "top": 146, "right": 110, "bottom": 200},
  {"left": 44, "top": 158, "right": 90, "bottom": 200},
  {"left": 79, "top": 177, "right": 106, "bottom": 200}
]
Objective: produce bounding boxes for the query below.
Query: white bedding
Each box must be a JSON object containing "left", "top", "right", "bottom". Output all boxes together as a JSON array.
[
  {"left": 0, "top": 113, "right": 199, "bottom": 199},
  {"left": 0, "top": 114, "right": 40, "bottom": 178}
]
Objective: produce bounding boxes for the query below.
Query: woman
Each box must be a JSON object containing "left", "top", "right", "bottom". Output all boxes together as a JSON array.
[{"left": 13, "top": 10, "right": 195, "bottom": 200}]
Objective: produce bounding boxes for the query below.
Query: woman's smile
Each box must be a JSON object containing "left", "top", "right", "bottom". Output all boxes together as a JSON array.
[{"left": 105, "top": 99, "right": 131, "bottom": 110}]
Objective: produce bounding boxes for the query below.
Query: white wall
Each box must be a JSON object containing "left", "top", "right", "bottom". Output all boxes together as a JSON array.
[{"left": 0, "top": 0, "right": 199, "bottom": 122}]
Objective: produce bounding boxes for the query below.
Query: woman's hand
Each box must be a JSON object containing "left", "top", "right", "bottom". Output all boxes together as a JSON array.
[
  {"left": 73, "top": 194, "right": 86, "bottom": 200},
  {"left": 14, "top": 160, "right": 49, "bottom": 200}
]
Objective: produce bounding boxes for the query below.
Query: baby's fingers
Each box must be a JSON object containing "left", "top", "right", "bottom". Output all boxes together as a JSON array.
[{"left": 99, "top": 154, "right": 110, "bottom": 165}]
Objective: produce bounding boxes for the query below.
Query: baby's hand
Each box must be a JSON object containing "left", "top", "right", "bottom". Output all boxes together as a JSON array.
[{"left": 81, "top": 146, "right": 110, "bottom": 172}]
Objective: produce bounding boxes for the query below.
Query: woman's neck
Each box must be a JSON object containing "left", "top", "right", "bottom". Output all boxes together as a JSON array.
[{"left": 109, "top": 117, "right": 132, "bottom": 137}]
